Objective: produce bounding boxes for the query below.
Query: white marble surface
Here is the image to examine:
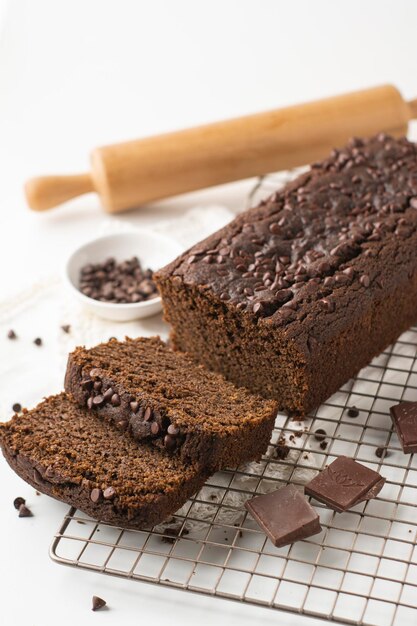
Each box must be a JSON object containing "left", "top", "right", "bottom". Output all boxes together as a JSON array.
[{"left": 1, "top": 1, "right": 417, "bottom": 625}]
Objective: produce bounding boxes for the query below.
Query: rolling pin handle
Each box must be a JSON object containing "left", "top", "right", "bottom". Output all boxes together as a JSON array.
[{"left": 25, "top": 173, "right": 94, "bottom": 211}]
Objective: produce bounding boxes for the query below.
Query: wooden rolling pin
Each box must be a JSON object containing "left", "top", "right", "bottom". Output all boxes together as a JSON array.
[{"left": 26, "top": 84, "right": 417, "bottom": 213}]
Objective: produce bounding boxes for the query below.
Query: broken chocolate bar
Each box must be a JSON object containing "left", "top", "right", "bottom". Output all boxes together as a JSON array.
[
  {"left": 245, "top": 484, "right": 321, "bottom": 547},
  {"left": 305, "top": 456, "right": 385, "bottom": 512},
  {"left": 389, "top": 401, "right": 417, "bottom": 454}
]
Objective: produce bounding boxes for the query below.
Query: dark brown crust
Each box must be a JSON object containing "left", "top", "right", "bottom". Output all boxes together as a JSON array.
[
  {"left": 64, "top": 338, "right": 277, "bottom": 470},
  {"left": 0, "top": 394, "right": 209, "bottom": 529},
  {"left": 155, "top": 135, "right": 417, "bottom": 414},
  {"left": 1, "top": 444, "right": 207, "bottom": 529}
]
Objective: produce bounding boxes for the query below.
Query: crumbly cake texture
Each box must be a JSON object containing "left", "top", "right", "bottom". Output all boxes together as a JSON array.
[
  {"left": 65, "top": 337, "right": 277, "bottom": 469},
  {"left": 0, "top": 394, "right": 210, "bottom": 529},
  {"left": 156, "top": 135, "right": 417, "bottom": 414}
]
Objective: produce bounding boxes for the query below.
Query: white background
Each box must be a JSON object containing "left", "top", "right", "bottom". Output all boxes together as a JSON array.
[{"left": 0, "top": 1, "right": 417, "bottom": 625}]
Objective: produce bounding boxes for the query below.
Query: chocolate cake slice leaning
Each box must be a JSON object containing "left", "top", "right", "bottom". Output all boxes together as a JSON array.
[
  {"left": 0, "top": 394, "right": 209, "bottom": 529},
  {"left": 65, "top": 337, "right": 277, "bottom": 470},
  {"left": 155, "top": 134, "right": 417, "bottom": 414}
]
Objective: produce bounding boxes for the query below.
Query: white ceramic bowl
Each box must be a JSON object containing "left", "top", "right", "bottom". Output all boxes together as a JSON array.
[{"left": 64, "top": 230, "right": 184, "bottom": 321}]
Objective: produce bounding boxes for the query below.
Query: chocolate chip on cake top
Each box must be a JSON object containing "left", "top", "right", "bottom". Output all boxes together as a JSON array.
[{"left": 173, "top": 135, "right": 417, "bottom": 322}]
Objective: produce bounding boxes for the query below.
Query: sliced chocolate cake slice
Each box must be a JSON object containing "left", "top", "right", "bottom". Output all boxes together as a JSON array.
[
  {"left": 0, "top": 394, "right": 209, "bottom": 529},
  {"left": 65, "top": 337, "right": 277, "bottom": 469}
]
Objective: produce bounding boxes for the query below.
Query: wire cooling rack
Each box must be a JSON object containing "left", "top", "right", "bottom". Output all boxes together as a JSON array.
[{"left": 50, "top": 175, "right": 417, "bottom": 626}]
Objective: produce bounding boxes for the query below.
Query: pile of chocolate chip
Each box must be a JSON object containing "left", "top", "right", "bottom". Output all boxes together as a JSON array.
[{"left": 78, "top": 256, "right": 158, "bottom": 304}]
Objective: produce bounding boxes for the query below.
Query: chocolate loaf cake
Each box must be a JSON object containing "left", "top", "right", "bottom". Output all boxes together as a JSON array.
[
  {"left": 65, "top": 337, "right": 277, "bottom": 469},
  {"left": 0, "top": 394, "right": 209, "bottom": 529},
  {"left": 156, "top": 135, "right": 417, "bottom": 414}
]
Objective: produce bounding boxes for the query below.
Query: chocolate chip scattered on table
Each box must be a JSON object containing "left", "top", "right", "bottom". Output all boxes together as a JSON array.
[
  {"left": 274, "top": 441, "right": 289, "bottom": 460},
  {"left": 245, "top": 484, "right": 322, "bottom": 547},
  {"left": 13, "top": 496, "right": 26, "bottom": 510},
  {"left": 92, "top": 596, "right": 106, "bottom": 611},
  {"left": 79, "top": 256, "right": 158, "bottom": 303},
  {"left": 314, "top": 428, "right": 327, "bottom": 442},
  {"left": 305, "top": 456, "right": 385, "bottom": 512},
  {"left": 18, "top": 504, "right": 33, "bottom": 517}
]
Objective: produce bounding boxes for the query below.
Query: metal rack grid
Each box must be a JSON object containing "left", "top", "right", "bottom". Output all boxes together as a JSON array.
[{"left": 50, "top": 175, "right": 417, "bottom": 626}]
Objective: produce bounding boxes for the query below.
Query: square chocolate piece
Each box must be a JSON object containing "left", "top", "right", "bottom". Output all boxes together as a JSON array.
[
  {"left": 390, "top": 401, "right": 417, "bottom": 453},
  {"left": 244, "top": 484, "right": 321, "bottom": 548},
  {"left": 305, "top": 456, "right": 385, "bottom": 512}
]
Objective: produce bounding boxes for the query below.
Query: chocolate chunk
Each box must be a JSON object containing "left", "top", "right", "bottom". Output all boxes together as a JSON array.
[
  {"left": 13, "top": 497, "right": 26, "bottom": 510},
  {"left": 389, "top": 401, "right": 417, "bottom": 453},
  {"left": 245, "top": 484, "right": 321, "bottom": 547},
  {"left": 111, "top": 393, "right": 120, "bottom": 407},
  {"left": 93, "top": 381, "right": 102, "bottom": 391},
  {"left": 18, "top": 504, "right": 33, "bottom": 518},
  {"left": 89, "top": 368, "right": 101, "bottom": 378},
  {"left": 103, "top": 487, "right": 116, "bottom": 500},
  {"left": 318, "top": 298, "right": 334, "bottom": 312},
  {"left": 320, "top": 441, "right": 328, "bottom": 450},
  {"left": 61, "top": 325, "right": 71, "bottom": 334},
  {"left": 87, "top": 397, "right": 94, "bottom": 409},
  {"left": 269, "top": 223, "right": 281, "bottom": 234},
  {"left": 33, "top": 337, "right": 42, "bottom": 346},
  {"left": 7, "top": 329, "right": 17, "bottom": 340},
  {"left": 103, "top": 388, "right": 114, "bottom": 402},
  {"left": 144, "top": 407, "right": 153, "bottom": 422},
  {"left": 375, "top": 447, "right": 387, "bottom": 459},
  {"left": 275, "top": 443, "right": 289, "bottom": 460},
  {"left": 92, "top": 395, "right": 104, "bottom": 406},
  {"left": 150, "top": 422, "right": 160, "bottom": 436},
  {"left": 305, "top": 456, "right": 385, "bottom": 512},
  {"left": 161, "top": 526, "right": 181, "bottom": 543},
  {"left": 90, "top": 488, "right": 102, "bottom": 503},
  {"left": 33, "top": 468, "right": 42, "bottom": 484},
  {"left": 347, "top": 406, "right": 359, "bottom": 418},
  {"left": 317, "top": 261, "right": 331, "bottom": 276},
  {"left": 314, "top": 429, "right": 327, "bottom": 442},
  {"left": 92, "top": 596, "right": 106, "bottom": 611},
  {"left": 130, "top": 401, "right": 139, "bottom": 413},
  {"left": 164, "top": 434, "right": 177, "bottom": 450},
  {"left": 167, "top": 424, "right": 179, "bottom": 436},
  {"left": 12, "top": 403, "right": 22, "bottom": 413},
  {"left": 360, "top": 274, "right": 370, "bottom": 288}
]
